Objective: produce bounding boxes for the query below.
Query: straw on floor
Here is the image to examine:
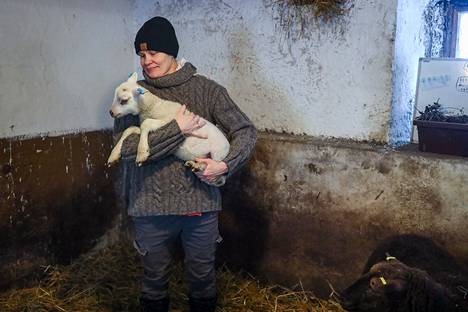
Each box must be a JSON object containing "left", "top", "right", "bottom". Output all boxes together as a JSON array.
[{"left": 0, "top": 243, "right": 347, "bottom": 312}]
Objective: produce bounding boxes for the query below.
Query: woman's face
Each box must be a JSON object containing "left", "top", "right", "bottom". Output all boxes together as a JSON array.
[{"left": 139, "top": 50, "right": 177, "bottom": 79}]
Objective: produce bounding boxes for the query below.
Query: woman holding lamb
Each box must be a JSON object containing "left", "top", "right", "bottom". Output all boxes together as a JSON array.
[{"left": 113, "top": 16, "right": 257, "bottom": 312}]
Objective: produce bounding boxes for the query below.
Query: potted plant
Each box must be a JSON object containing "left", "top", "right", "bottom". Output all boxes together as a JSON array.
[{"left": 413, "top": 100, "right": 468, "bottom": 157}]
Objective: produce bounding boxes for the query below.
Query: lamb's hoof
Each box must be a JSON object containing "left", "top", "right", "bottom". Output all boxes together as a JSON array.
[
  {"left": 211, "top": 176, "right": 226, "bottom": 187},
  {"left": 185, "top": 160, "right": 206, "bottom": 172},
  {"left": 106, "top": 156, "right": 120, "bottom": 167},
  {"left": 184, "top": 160, "right": 197, "bottom": 171},
  {"left": 136, "top": 151, "right": 149, "bottom": 165}
]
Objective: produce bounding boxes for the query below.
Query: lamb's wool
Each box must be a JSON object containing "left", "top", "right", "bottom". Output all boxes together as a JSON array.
[{"left": 108, "top": 71, "right": 230, "bottom": 185}]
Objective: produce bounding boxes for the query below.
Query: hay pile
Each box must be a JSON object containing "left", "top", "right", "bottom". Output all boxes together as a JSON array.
[
  {"left": 286, "top": 0, "right": 351, "bottom": 19},
  {"left": 270, "top": 0, "right": 353, "bottom": 42},
  {"left": 274, "top": 0, "right": 352, "bottom": 22},
  {"left": 0, "top": 243, "right": 347, "bottom": 312}
]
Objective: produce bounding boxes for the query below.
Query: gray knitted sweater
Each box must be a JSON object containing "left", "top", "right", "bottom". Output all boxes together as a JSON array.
[{"left": 113, "top": 62, "right": 257, "bottom": 216}]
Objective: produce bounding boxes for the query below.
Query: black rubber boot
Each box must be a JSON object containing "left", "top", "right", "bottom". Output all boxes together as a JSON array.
[
  {"left": 140, "top": 297, "right": 169, "bottom": 312},
  {"left": 189, "top": 295, "right": 217, "bottom": 312}
]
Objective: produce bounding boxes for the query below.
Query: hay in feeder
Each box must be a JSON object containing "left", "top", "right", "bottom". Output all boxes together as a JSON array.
[{"left": 0, "top": 243, "right": 347, "bottom": 312}]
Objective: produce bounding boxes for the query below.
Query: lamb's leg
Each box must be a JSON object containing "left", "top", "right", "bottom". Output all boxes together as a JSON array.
[
  {"left": 136, "top": 119, "right": 167, "bottom": 166},
  {"left": 185, "top": 160, "right": 207, "bottom": 172},
  {"left": 184, "top": 143, "right": 230, "bottom": 187},
  {"left": 203, "top": 148, "right": 229, "bottom": 186},
  {"left": 107, "top": 126, "right": 141, "bottom": 166},
  {"left": 209, "top": 175, "right": 226, "bottom": 187},
  {"left": 184, "top": 159, "right": 226, "bottom": 187}
]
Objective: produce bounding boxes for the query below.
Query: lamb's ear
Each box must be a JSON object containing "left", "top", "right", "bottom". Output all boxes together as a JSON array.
[
  {"left": 386, "top": 278, "right": 407, "bottom": 293},
  {"left": 127, "top": 72, "right": 138, "bottom": 83}
]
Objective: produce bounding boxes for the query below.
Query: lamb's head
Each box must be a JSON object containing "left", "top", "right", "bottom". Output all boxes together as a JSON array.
[
  {"left": 340, "top": 258, "right": 452, "bottom": 312},
  {"left": 109, "top": 72, "right": 146, "bottom": 118},
  {"left": 339, "top": 259, "right": 411, "bottom": 312}
]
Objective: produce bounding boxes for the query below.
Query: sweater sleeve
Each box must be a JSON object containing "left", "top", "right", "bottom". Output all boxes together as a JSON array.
[
  {"left": 212, "top": 87, "right": 257, "bottom": 178},
  {"left": 113, "top": 114, "right": 186, "bottom": 163}
]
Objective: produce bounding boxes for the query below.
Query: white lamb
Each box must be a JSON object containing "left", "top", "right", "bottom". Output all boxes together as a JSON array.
[{"left": 107, "top": 72, "right": 230, "bottom": 186}]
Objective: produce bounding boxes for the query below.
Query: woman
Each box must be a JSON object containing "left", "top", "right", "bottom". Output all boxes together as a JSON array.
[{"left": 113, "top": 16, "right": 257, "bottom": 312}]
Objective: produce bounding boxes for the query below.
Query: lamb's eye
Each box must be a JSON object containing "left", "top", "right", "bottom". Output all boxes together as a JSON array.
[
  {"left": 122, "top": 88, "right": 127, "bottom": 92},
  {"left": 369, "top": 277, "right": 384, "bottom": 290}
]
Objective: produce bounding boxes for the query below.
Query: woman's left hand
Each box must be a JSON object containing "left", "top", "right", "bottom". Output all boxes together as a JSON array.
[{"left": 194, "top": 158, "right": 228, "bottom": 183}]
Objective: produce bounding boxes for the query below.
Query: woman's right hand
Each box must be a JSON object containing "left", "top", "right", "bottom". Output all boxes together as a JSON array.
[{"left": 175, "top": 105, "right": 207, "bottom": 138}]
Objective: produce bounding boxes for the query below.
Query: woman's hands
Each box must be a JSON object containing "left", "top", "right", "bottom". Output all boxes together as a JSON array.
[
  {"left": 194, "top": 158, "right": 228, "bottom": 183},
  {"left": 175, "top": 105, "right": 228, "bottom": 183},
  {"left": 175, "top": 105, "right": 206, "bottom": 138}
]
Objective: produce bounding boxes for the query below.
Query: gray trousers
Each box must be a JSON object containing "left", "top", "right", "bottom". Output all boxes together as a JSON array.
[{"left": 132, "top": 212, "right": 220, "bottom": 300}]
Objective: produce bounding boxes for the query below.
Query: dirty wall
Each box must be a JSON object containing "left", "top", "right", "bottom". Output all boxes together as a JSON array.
[
  {"left": 220, "top": 133, "right": 468, "bottom": 297},
  {"left": 135, "top": 0, "right": 398, "bottom": 142},
  {"left": 390, "top": 0, "right": 430, "bottom": 145},
  {"left": 0, "top": 0, "right": 134, "bottom": 289},
  {"left": 136, "top": 0, "right": 468, "bottom": 297},
  {"left": 0, "top": 132, "right": 120, "bottom": 289}
]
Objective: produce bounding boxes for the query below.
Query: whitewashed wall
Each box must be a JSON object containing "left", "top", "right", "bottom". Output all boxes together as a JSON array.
[
  {"left": 0, "top": 0, "right": 135, "bottom": 138},
  {"left": 389, "top": 0, "right": 429, "bottom": 145},
  {"left": 0, "top": 0, "right": 432, "bottom": 142},
  {"left": 135, "top": 0, "right": 398, "bottom": 142}
]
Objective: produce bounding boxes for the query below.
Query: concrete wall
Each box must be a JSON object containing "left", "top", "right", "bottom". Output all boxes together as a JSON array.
[
  {"left": 390, "top": 0, "right": 429, "bottom": 145},
  {"left": 135, "top": 0, "right": 398, "bottom": 142},
  {"left": 220, "top": 132, "right": 468, "bottom": 297},
  {"left": 0, "top": 0, "right": 135, "bottom": 138},
  {"left": 0, "top": 0, "right": 134, "bottom": 289},
  {"left": 0, "top": 131, "right": 121, "bottom": 290}
]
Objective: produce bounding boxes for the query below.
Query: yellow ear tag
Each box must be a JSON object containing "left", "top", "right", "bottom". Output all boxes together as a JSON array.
[
  {"left": 380, "top": 277, "right": 387, "bottom": 285},
  {"left": 386, "top": 256, "right": 397, "bottom": 261}
]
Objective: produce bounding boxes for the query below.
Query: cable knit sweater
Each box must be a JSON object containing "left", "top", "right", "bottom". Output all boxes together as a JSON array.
[{"left": 113, "top": 62, "right": 257, "bottom": 216}]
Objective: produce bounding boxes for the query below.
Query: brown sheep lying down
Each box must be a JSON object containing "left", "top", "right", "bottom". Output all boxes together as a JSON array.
[{"left": 339, "top": 234, "right": 468, "bottom": 312}]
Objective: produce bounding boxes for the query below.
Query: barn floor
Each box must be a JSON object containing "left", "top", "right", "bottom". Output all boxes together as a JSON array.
[{"left": 0, "top": 242, "right": 347, "bottom": 312}]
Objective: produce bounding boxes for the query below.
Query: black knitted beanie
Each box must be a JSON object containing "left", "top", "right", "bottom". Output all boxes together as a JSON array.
[{"left": 134, "top": 16, "right": 179, "bottom": 57}]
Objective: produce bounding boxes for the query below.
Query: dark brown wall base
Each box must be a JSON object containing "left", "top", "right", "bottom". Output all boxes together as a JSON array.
[
  {"left": 219, "top": 132, "right": 468, "bottom": 298},
  {"left": 0, "top": 131, "right": 119, "bottom": 290},
  {"left": 3, "top": 130, "right": 468, "bottom": 299}
]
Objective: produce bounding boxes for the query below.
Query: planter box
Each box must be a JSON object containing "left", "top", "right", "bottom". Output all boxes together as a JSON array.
[{"left": 413, "top": 120, "right": 468, "bottom": 157}]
